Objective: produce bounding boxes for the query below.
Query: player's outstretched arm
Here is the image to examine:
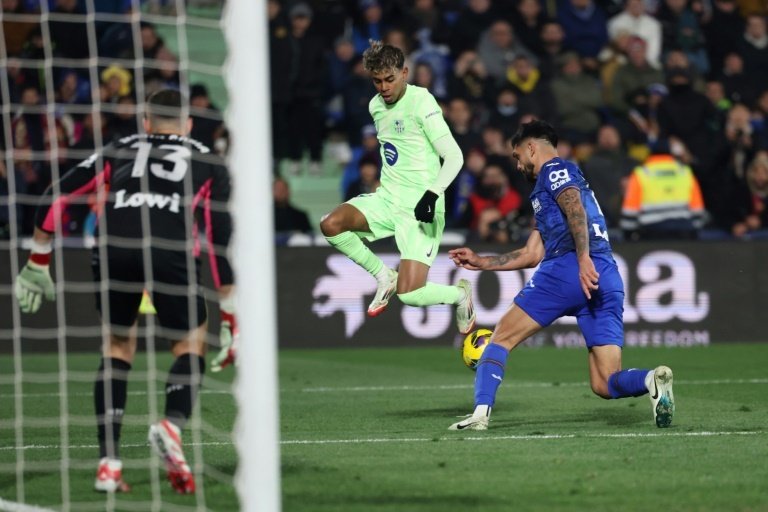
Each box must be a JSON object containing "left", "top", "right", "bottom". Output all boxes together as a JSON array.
[
  {"left": 449, "top": 230, "right": 544, "bottom": 271},
  {"left": 556, "top": 187, "right": 599, "bottom": 298}
]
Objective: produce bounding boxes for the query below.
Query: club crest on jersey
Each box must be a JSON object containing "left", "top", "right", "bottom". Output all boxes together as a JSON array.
[
  {"left": 549, "top": 168, "right": 571, "bottom": 191},
  {"left": 394, "top": 119, "right": 405, "bottom": 133},
  {"left": 532, "top": 198, "right": 542, "bottom": 213},
  {"left": 382, "top": 141, "right": 399, "bottom": 165},
  {"left": 114, "top": 189, "right": 180, "bottom": 213}
]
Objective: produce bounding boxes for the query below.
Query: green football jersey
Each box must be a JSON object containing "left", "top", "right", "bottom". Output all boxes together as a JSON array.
[{"left": 369, "top": 85, "right": 452, "bottom": 211}]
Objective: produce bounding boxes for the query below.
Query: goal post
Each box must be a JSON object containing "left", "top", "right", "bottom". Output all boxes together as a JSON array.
[{"left": 223, "top": 0, "right": 281, "bottom": 510}]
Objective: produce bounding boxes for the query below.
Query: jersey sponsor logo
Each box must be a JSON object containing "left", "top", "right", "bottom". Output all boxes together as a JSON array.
[
  {"left": 549, "top": 168, "right": 571, "bottom": 191},
  {"left": 383, "top": 141, "right": 399, "bottom": 165},
  {"left": 114, "top": 189, "right": 181, "bottom": 213},
  {"left": 532, "top": 198, "right": 542, "bottom": 213},
  {"left": 394, "top": 119, "right": 405, "bottom": 133}
]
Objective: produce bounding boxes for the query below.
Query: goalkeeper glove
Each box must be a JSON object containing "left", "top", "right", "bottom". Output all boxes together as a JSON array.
[
  {"left": 15, "top": 255, "right": 55, "bottom": 314},
  {"left": 211, "top": 298, "right": 238, "bottom": 373},
  {"left": 414, "top": 190, "right": 439, "bottom": 223}
]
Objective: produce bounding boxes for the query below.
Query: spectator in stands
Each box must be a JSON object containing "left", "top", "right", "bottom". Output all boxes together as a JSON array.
[
  {"left": 412, "top": 62, "right": 440, "bottom": 98},
  {"left": 448, "top": 0, "right": 498, "bottom": 58},
  {"left": 537, "top": 20, "right": 567, "bottom": 80},
  {"left": 620, "top": 143, "right": 705, "bottom": 240},
  {"left": 505, "top": 53, "right": 555, "bottom": 121},
  {"left": 447, "top": 50, "right": 496, "bottom": 110},
  {"left": 509, "top": 0, "right": 547, "bottom": 57},
  {"left": 342, "top": 56, "right": 377, "bottom": 150},
  {"left": 402, "top": 0, "right": 446, "bottom": 36},
  {"left": 446, "top": 97, "right": 482, "bottom": 155},
  {"left": 328, "top": 37, "right": 357, "bottom": 98},
  {"left": 468, "top": 163, "right": 523, "bottom": 243},
  {"left": 49, "top": 0, "right": 89, "bottom": 59},
  {"left": 340, "top": 124, "right": 381, "bottom": 197},
  {"left": 269, "top": 0, "right": 293, "bottom": 172},
  {"left": 704, "top": 79, "right": 733, "bottom": 120},
  {"left": 274, "top": 177, "right": 313, "bottom": 234},
  {"left": 730, "top": 152, "right": 768, "bottom": 237},
  {"left": 107, "top": 95, "right": 139, "bottom": 141},
  {"left": 738, "top": 14, "right": 768, "bottom": 84},
  {"left": 477, "top": 20, "right": 535, "bottom": 85},
  {"left": 55, "top": 69, "right": 91, "bottom": 106},
  {"left": 608, "top": 0, "right": 662, "bottom": 68},
  {"left": 557, "top": 0, "right": 609, "bottom": 63},
  {"left": 488, "top": 88, "right": 524, "bottom": 138},
  {"left": 3, "top": 0, "right": 36, "bottom": 57},
  {"left": 101, "top": 65, "right": 133, "bottom": 103},
  {"left": 189, "top": 84, "right": 225, "bottom": 150},
  {"left": 702, "top": 0, "right": 745, "bottom": 73},
  {"left": 718, "top": 52, "right": 761, "bottom": 107},
  {"left": 583, "top": 124, "right": 638, "bottom": 227},
  {"left": 657, "top": 0, "right": 709, "bottom": 74},
  {"left": 140, "top": 22, "right": 165, "bottom": 61},
  {"left": 657, "top": 65, "right": 719, "bottom": 171},
  {"left": 723, "top": 103, "right": 760, "bottom": 180},
  {"left": 286, "top": 2, "right": 327, "bottom": 176},
  {"left": 447, "top": 147, "right": 487, "bottom": 228},
  {"left": 344, "top": 156, "right": 381, "bottom": 200},
  {"left": 550, "top": 52, "right": 603, "bottom": 144},
  {"left": 352, "top": 0, "right": 388, "bottom": 55},
  {"left": 12, "top": 85, "right": 68, "bottom": 234},
  {"left": 609, "top": 36, "right": 664, "bottom": 116}
]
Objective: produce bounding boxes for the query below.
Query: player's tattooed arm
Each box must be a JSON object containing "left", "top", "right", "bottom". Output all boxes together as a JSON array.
[
  {"left": 486, "top": 249, "right": 526, "bottom": 269},
  {"left": 557, "top": 187, "right": 589, "bottom": 258}
]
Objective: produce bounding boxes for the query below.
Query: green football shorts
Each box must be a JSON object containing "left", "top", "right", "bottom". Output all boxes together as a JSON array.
[{"left": 347, "top": 192, "right": 444, "bottom": 266}]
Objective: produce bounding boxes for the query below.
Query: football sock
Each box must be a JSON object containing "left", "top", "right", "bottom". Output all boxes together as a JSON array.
[
  {"left": 94, "top": 357, "right": 131, "bottom": 459},
  {"left": 474, "top": 343, "right": 509, "bottom": 407},
  {"left": 325, "top": 232, "right": 384, "bottom": 276},
  {"left": 607, "top": 369, "right": 651, "bottom": 398},
  {"left": 164, "top": 354, "right": 206, "bottom": 430},
  {"left": 398, "top": 282, "right": 463, "bottom": 306}
]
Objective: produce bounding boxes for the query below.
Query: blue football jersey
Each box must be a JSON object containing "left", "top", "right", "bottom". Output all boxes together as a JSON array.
[{"left": 530, "top": 157, "right": 612, "bottom": 260}]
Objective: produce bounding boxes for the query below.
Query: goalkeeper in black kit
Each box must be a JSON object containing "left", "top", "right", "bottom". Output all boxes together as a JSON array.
[{"left": 14, "top": 89, "right": 238, "bottom": 494}]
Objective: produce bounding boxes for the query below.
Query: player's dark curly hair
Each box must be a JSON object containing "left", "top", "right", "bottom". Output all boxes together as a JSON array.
[
  {"left": 146, "top": 89, "right": 186, "bottom": 122},
  {"left": 362, "top": 40, "right": 405, "bottom": 74},
  {"left": 510, "top": 120, "right": 559, "bottom": 148}
]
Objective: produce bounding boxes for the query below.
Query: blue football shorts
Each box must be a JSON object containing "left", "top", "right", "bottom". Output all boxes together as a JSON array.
[{"left": 514, "top": 251, "right": 625, "bottom": 347}]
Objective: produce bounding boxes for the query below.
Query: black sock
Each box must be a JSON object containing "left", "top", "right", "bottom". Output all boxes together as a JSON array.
[
  {"left": 164, "top": 354, "right": 206, "bottom": 430},
  {"left": 94, "top": 357, "right": 131, "bottom": 459}
]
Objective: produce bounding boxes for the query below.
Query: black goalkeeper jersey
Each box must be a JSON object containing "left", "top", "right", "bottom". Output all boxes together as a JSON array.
[{"left": 35, "top": 133, "right": 234, "bottom": 287}]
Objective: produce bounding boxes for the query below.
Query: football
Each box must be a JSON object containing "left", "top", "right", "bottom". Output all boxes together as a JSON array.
[{"left": 462, "top": 328, "right": 494, "bottom": 370}]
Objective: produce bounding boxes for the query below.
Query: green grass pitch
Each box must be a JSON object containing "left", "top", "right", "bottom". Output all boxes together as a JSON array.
[{"left": 2, "top": 344, "right": 767, "bottom": 511}]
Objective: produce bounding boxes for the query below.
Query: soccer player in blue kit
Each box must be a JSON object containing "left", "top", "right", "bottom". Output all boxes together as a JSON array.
[{"left": 447, "top": 121, "right": 675, "bottom": 431}]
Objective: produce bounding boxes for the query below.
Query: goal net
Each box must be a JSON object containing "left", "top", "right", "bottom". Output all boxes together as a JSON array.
[{"left": 0, "top": 0, "right": 278, "bottom": 510}]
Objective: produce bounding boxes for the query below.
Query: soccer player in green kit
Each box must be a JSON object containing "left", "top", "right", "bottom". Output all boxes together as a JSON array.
[{"left": 320, "top": 40, "right": 476, "bottom": 334}]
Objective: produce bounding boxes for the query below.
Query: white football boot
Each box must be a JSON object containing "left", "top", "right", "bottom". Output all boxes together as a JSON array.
[
  {"left": 455, "top": 279, "right": 476, "bottom": 335},
  {"left": 367, "top": 268, "right": 398, "bottom": 317},
  {"left": 448, "top": 405, "right": 491, "bottom": 431},
  {"left": 648, "top": 366, "right": 675, "bottom": 428}
]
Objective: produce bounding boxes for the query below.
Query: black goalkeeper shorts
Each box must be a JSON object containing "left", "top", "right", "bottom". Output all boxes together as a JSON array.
[{"left": 91, "top": 246, "right": 208, "bottom": 335}]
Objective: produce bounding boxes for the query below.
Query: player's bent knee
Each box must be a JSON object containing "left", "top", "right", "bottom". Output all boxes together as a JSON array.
[
  {"left": 397, "top": 287, "right": 430, "bottom": 307},
  {"left": 320, "top": 214, "right": 344, "bottom": 237}
]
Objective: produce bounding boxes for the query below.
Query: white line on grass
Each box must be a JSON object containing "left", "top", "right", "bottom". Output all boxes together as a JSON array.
[
  {"left": 0, "top": 498, "right": 56, "bottom": 512},
  {"left": 1, "top": 430, "right": 763, "bottom": 452},
  {"left": 3, "top": 378, "right": 767, "bottom": 399},
  {"left": 300, "top": 378, "right": 768, "bottom": 393}
]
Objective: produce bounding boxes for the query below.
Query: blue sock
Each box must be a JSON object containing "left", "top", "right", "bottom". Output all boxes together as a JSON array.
[
  {"left": 474, "top": 343, "right": 509, "bottom": 407},
  {"left": 607, "top": 369, "right": 651, "bottom": 398}
]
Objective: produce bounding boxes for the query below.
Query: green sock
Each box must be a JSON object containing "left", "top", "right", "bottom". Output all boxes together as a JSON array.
[
  {"left": 398, "top": 282, "right": 464, "bottom": 307},
  {"left": 325, "top": 232, "right": 384, "bottom": 276}
]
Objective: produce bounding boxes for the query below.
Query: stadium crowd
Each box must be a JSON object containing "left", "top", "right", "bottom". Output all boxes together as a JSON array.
[{"left": 2, "top": 0, "right": 768, "bottom": 242}]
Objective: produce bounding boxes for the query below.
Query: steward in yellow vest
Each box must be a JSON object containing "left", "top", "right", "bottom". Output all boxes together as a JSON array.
[{"left": 620, "top": 153, "right": 705, "bottom": 240}]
